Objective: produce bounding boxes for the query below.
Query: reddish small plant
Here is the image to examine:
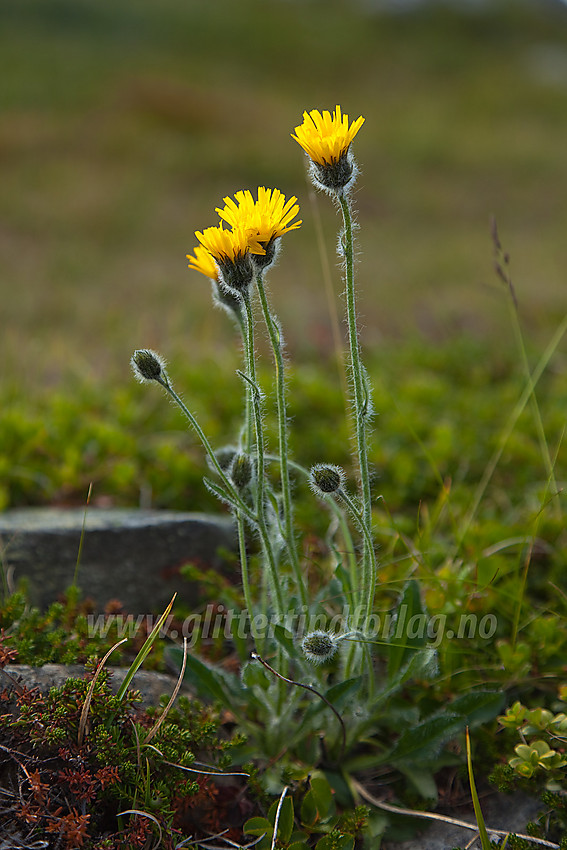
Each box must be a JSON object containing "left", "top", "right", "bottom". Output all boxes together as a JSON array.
[{"left": 0, "top": 671, "right": 249, "bottom": 846}]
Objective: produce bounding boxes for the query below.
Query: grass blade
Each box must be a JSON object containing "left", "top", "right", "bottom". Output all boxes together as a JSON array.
[
  {"left": 116, "top": 594, "right": 176, "bottom": 702},
  {"left": 466, "top": 727, "right": 497, "bottom": 850}
]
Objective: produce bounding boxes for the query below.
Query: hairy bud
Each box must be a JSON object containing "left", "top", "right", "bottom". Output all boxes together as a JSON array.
[
  {"left": 301, "top": 630, "right": 340, "bottom": 665},
  {"left": 131, "top": 349, "right": 167, "bottom": 383},
  {"left": 309, "top": 463, "right": 346, "bottom": 497}
]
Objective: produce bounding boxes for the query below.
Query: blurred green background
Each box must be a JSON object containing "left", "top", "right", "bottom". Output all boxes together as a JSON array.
[{"left": 2, "top": 0, "right": 567, "bottom": 392}]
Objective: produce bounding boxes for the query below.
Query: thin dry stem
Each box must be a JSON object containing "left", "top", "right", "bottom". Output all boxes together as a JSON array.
[
  {"left": 352, "top": 779, "right": 559, "bottom": 848},
  {"left": 144, "top": 637, "right": 188, "bottom": 745},
  {"left": 77, "top": 637, "right": 127, "bottom": 747}
]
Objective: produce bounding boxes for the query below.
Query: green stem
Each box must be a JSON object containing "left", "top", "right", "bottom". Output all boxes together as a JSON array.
[
  {"left": 255, "top": 271, "right": 308, "bottom": 608},
  {"left": 337, "top": 489, "right": 377, "bottom": 634},
  {"left": 236, "top": 303, "right": 254, "bottom": 454},
  {"left": 158, "top": 376, "right": 252, "bottom": 522},
  {"left": 337, "top": 500, "right": 362, "bottom": 682},
  {"left": 333, "top": 501, "right": 359, "bottom": 616},
  {"left": 160, "top": 370, "right": 286, "bottom": 638},
  {"left": 265, "top": 453, "right": 359, "bottom": 616},
  {"left": 339, "top": 193, "right": 374, "bottom": 625},
  {"left": 241, "top": 293, "right": 286, "bottom": 620},
  {"left": 236, "top": 509, "right": 261, "bottom": 651}
]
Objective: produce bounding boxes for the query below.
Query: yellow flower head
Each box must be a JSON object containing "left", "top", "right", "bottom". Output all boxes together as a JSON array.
[
  {"left": 195, "top": 224, "right": 264, "bottom": 295},
  {"left": 292, "top": 106, "right": 365, "bottom": 167},
  {"left": 195, "top": 223, "right": 265, "bottom": 262},
  {"left": 216, "top": 187, "right": 302, "bottom": 244},
  {"left": 186, "top": 244, "right": 219, "bottom": 281}
]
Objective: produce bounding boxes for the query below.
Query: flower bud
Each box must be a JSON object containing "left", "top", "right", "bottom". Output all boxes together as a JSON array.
[
  {"left": 210, "top": 445, "right": 237, "bottom": 474},
  {"left": 231, "top": 453, "right": 253, "bottom": 491},
  {"left": 301, "top": 630, "right": 339, "bottom": 665},
  {"left": 131, "top": 349, "right": 167, "bottom": 383},
  {"left": 211, "top": 280, "right": 244, "bottom": 319},
  {"left": 309, "top": 463, "right": 346, "bottom": 497}
]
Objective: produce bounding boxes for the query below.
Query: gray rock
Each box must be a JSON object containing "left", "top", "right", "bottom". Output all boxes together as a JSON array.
[
  {"left": 2, "top": 663, "right": 180, "bottom": 710},
  {"left": 382, "top": 789, "right": 543, "bottom": 849},
  {"left": 0, "top": 507, "right": 236, "bottom": 613}
]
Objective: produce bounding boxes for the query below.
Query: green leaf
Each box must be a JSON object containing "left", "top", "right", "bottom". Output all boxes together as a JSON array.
[
  {"left": 365, "top": 811, "right": 389, "bottom": 841},
  {"left": 272, "top": 795, "right": 294, "bottom": 844},
  {"left": 202, "top": 476, "right": 244, "bottom": 514},
  {"left": 243, "top": 816, "right": 272, "bottom": 837},
  {"left": 391, "top": 645, "right": 438, "bottom": 691},
  {"left": 333, "top": 562, "right": 352, "bottom": 601},
  {"left": 324, "top": 676, "right": 364, "bottom": 709},
  {"left": 398, "top": 765, "right": 438, "bottom": 801},
  {"left": 388, "top": 714, "right": 463, "bottom": 765},
  {"left": 322, "top": 769, "right": 355, "bottom": 809},
  {"left": 241, "top": 659, "right": 271, "bottom": 691},
  {"left": 341, "top": 751, "right": 383, "bottom": 774},
  {"left": 289, "top": 830, "right": 310, "bottom": 845},
  {"left": 300, "top": 789, "right": 318, "bottom": 827},
  {"left": 273, "top": 623, "right": 299, "bottom": 658},
  {"left": 228, "top": 611, "right": 249, "bottom": 662},
  {"left": 310, "top": 773, "right": 334, "bottom": 819},
  {"left": 387, "top": 580, "right": 427, "bottom": 682},
  {"left": 466, "top": 729, "right": 492, "bottom": 849},
  {"left": 303, "top": 677, "right": 363, "bottom": 724},
  {"left": 116, "top": 594, "right": 176, "bottom": 702},
  {"left": 449, "top": 690, "right": 505, "bottom": 728},
  {"left": 285, "top": 765, "right": 313, "bottom": 783}
]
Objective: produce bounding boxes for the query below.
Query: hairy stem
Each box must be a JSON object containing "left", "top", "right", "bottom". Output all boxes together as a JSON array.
[
  {"left": 158, "top": 376, "right": 251, "bottom": 521},
  {"left": 339, "top": 193, "right": 374, "bottom": 626},
  {"left": 255, "top": 271, "right": 308, "bottom": 608},
  {"left": 241, "top": 293, "right": 286, "bottom": 619}
]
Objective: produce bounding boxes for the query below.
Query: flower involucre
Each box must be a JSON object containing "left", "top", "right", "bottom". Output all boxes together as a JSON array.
[
  {"left": 292, "top": 105, "right": 365, "bottom": 167},
  {"left": 216, "top": 187, "right": 302, "bottom": 245}
]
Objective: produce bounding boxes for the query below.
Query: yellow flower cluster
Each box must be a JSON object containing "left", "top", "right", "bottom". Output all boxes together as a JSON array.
[
  {"left": 187, "top": 106, "right": 365, "bottom": 281},
  {"left": 187, "top": 188, "right": 301, "bottom": 281}
]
